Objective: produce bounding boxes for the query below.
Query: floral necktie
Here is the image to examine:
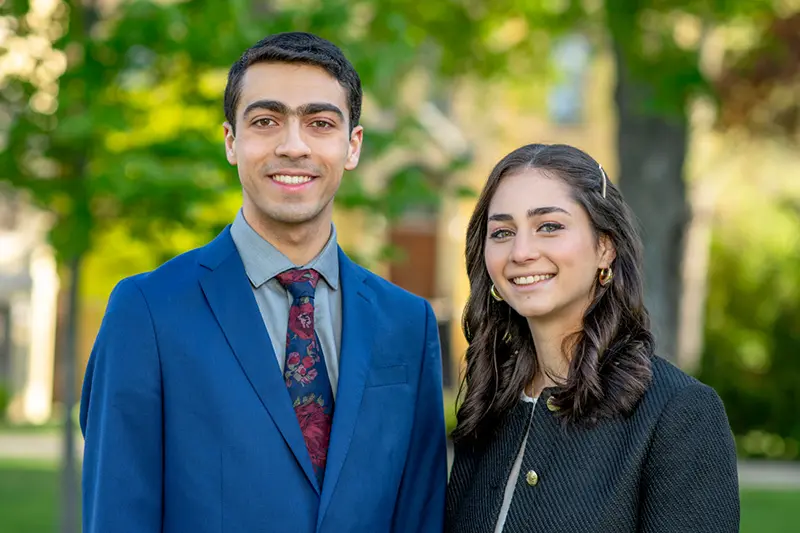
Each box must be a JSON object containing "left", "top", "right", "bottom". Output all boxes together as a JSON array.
[{"left": 275, "top": 268, "right": 334, "bottom": 488}]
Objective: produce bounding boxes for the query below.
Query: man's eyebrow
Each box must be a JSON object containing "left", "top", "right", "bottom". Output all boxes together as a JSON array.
[
  {"left": 242, "top": 100, "right": 289, "bottom": 119},
  {"left": 297, "top": 103, "right": 345, "bottom": 122},
  {"left": 242, "top": 100, "right": 345, "bottom": 123}
]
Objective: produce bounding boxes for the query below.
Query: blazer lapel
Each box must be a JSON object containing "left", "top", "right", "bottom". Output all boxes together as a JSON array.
[
  {"left": 198, "top": 228, "right": 320, "bottom": 494},
  {"left": 317, "top": 249, "right": 376, "bottom": 523}
]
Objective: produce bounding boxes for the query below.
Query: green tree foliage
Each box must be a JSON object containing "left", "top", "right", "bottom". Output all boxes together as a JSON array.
[
  {"left": 698, "top": 9, "right": 800, "bottom": 458},
  {"left": 0, "top": 0, "right": 587, "bottom": 263},
  {"left": 700, "top": 203, "right": 800, "bottom": 460},
  {"left": 602, "top": 0, "right": 793, "bottom": 362}
]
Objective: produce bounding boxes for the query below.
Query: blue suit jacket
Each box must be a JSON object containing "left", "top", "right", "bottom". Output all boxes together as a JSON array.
[{"left": 80, "top": 227, "right": 448, "bottom": 532}]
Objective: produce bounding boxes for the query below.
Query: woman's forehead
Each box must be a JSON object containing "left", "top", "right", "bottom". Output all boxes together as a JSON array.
[{"left": 489, "top": 170, "right": 575, "bottom": 214}]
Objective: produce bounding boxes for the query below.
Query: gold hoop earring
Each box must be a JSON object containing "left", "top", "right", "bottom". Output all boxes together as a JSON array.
[
  {"left": 490, "top": 284, "right": 504, "bottom": 302},
  {"left": 598, "top": 267, "right": 614, "bottom": 286}
]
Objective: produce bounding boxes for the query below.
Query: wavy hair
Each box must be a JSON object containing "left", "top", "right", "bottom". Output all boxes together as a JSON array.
[{"left": 452, "top": 144, "right": 654, "bottom": 443}]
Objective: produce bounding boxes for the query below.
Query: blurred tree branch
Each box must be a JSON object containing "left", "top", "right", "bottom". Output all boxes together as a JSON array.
[{"left": 715, "top": 12, "right": 800, "bottom": 140}]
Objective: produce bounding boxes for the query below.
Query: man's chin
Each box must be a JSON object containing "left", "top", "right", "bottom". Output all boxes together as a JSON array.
[{"left": 261, "top": 205, "right": 329, "bottom": 227}]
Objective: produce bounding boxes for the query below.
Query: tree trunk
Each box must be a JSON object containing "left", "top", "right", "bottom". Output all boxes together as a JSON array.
[
  {"left": 612, "top": 44, "right": 690, "bottom": 363},
  {"left": 60, "top": 254, "right": 82, "bottom": 533},
  {"left": 677, "top": 179, "right": 717, "bottom": 373},
  {"left": 60, "top": 6, "right": 95, "bottom": 527}
]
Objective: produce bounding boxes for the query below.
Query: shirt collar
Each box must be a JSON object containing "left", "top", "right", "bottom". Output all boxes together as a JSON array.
[{"left": 230, "top": 209, "right": 340, "bottom": 290}]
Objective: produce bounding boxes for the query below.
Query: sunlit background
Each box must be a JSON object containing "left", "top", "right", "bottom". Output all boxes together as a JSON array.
[{"left": 1, "top": 0, "right": 799, "bottom": 532}]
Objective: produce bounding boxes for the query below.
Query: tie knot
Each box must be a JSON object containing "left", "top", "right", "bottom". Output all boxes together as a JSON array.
[{"left": 276, "top": 268, "right": 320, "bottom": 299}]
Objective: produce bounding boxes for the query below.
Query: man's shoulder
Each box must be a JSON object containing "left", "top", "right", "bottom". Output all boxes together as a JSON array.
[
  {"left": 114, "top": 231, "right": 231, "bottom": 298},
  {"left": 128, "top": 246, "right": 205, "bottom": 289}
]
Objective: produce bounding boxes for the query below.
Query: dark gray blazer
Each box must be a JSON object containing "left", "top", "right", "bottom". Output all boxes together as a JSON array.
[{"left": 445, "top": 356, "right": 739, "bottom": 533}]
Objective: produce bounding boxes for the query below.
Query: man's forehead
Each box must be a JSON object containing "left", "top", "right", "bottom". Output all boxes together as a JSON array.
[{"left": 239, "top": 62, "right": 348, "bottom": 109}]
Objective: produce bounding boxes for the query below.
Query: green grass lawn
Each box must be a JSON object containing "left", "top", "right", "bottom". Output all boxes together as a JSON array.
[
  {"left": 740, "top": 489, "right": 800, "bottom": 533},
  {"left": 0, "top": 460, "right": 64, "bottom": 533},
  {"left": 0, "top": 421, "right": 63, "bottom": 433},
  {"left": 0, "top": 459, "right": 797, "bottom": 532}
]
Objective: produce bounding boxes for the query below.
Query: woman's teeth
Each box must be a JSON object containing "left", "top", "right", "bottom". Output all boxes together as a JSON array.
[{"left": 512, "top": 274, "right": 555, "bottom": 286}]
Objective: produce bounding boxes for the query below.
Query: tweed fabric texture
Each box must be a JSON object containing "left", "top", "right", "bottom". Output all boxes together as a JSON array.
[{"left": 445, "top": 356, "right": 740, "bottom": 533}]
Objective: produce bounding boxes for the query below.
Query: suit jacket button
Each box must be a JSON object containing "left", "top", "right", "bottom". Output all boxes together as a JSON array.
[
  {"left": 546, "top": 396, "right": 560, "bottom": 412},
  {"left": 525, "top": 470, "right": 539, "bottom": 486}
]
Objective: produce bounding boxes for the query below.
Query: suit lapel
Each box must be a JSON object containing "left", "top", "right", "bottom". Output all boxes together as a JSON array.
[
  {"left": 317, "top": 249, "right": 376, "bottom": 523},
  {"left": 198, "top": 228, "right": 320, "bottom": 494}
]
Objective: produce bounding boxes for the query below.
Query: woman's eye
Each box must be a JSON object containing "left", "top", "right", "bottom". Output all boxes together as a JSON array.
[
  {"left": 490, "top": 229, "right": 513, "bottom": 239},
  {"left": 538, "top": 222, "right": 564, "bottom": 233}
]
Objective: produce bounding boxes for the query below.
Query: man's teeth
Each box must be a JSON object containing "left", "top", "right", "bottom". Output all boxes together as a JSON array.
[
  {"left": 272, "top": 174, "right": 313, "bottom": 185},
  {"left": 512, "top": 274, "right": 555, "bottom": 286}
]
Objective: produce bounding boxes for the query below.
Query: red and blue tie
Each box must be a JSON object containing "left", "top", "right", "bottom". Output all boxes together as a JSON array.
[{"left": 276, "top": 268, "right": 334, "bottom": 487}]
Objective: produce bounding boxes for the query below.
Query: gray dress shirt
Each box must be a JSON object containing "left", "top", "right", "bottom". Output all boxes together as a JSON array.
[{"left": 230, "top": 210, "right": 342, "bottom": 398}]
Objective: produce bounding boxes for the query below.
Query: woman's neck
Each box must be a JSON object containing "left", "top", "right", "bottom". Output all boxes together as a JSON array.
[{"left": 525, "top": 318, "right": 579, "bottom": 397}]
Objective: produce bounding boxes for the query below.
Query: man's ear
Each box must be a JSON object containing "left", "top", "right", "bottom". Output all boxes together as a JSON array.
[
  {"left": 223, "top": 122, "right": 236, "bottom": 166},
  {"left": 344, "top": 125, "right": 364, "bottom": 171}
]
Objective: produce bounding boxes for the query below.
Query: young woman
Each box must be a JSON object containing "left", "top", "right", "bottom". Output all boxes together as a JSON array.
[{"left": 445, "top": 144, "right": 739, "bottom": 533}]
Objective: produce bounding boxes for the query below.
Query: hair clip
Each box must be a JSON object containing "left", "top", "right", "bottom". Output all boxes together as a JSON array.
[{"left": 598, "top": 163, "right": 607, "bottom": 199}]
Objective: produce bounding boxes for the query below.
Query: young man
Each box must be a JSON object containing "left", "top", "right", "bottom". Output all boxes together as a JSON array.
[{"left": 80, "top": 32, "right": 447, "bottom": 533}]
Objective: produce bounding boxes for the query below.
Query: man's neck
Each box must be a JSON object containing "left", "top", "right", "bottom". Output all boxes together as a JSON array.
[{"left": 242, "top": 207, "right": 333, "bottom": 266}]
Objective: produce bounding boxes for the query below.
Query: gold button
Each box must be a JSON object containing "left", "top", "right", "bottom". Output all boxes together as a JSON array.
[
  {"left": 546, "top": 396, "right": 560, "bottom": 412},
  {"left": 525, "top": 470, "right": 539, "bottom": 486}
]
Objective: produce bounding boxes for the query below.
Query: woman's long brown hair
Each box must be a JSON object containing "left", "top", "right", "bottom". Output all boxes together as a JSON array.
[{"left": 452, "top": 144, "right": 654, "bottom": 443}]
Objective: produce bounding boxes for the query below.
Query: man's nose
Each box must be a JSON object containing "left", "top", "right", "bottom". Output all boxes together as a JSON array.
[{"left": 275, "top": 120, "right": 312, "bottom": 159}]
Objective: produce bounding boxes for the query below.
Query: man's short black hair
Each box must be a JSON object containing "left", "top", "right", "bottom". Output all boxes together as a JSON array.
[{"left": 224, "top": 32, "right": 362, "bottom": 134}]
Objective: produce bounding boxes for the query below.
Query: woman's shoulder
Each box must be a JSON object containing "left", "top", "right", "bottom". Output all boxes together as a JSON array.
[
  {"left": 639, "top": 356, "right": 737, "bottom": 491},
  {"left": 647, "top": 355, "right": 713, "bottom": 394},
  {"left": 639, "top": 355, "right": 727, "bottom": 424},
  {"left": 648, "top": 355, "right": 699, "bottom": 391}
]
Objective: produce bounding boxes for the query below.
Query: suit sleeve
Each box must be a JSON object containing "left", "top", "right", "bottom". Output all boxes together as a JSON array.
[
  {"left": 391, "top": 300, "right": 448, "bottom": 533},
  {"left": 79, "top": 277, "right": 163, "bottom": 533},
  {"left": 639, "top": 382, "right": 740, "bottom": 532}
]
